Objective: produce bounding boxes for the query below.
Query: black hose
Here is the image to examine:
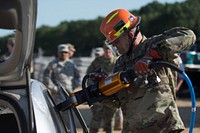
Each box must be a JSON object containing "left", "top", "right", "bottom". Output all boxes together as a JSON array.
[
  {"left": 150, "top": 61, "right": 183, "bottom": 74},
  {"left": 82, "top": 74, "right": 93, "bottom": 106}
]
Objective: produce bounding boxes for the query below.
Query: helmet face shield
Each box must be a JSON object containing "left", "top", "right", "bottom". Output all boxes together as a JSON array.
[
  {"left": 104, "top": 40, "right": 120, "bottom": 57},
  {"left": 105, "top": 30, "right": 132, "bottom": 55}
]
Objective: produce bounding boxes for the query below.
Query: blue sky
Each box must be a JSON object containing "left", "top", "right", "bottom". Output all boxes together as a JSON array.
[{"left": 0, "top": 0, "right": 185, "bottom": 36}]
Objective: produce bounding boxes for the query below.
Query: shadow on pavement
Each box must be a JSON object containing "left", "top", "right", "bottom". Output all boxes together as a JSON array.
[{"left": 178, "top": 106, "right": 200, "bottom": 128}]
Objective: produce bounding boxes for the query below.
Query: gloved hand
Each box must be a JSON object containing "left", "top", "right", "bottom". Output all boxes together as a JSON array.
[
  {"left": 134, "top": 58, "right": 151, "bottom": 76},
  {"left": 134, "top": 49, "right": 161, "bottom": 76}
]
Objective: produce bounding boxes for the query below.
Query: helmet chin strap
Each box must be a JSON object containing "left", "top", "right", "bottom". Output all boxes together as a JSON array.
[{"left": 126, "top": 26, "right": 140, "bottom": 56}]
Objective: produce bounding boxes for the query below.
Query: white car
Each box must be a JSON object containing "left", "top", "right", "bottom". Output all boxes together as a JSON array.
[
  {"left": 180, "top": 41, "right": 200, "bottom": 71},
  {"left": 0, "top": 0, "right": 88, "bottom": 133}
]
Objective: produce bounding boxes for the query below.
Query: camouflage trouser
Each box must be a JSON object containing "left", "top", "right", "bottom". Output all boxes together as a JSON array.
[
  {"left": 89, "top": 102, "right": 116, "bottom": 133},
  {"left": 121, "top": 85, "right": 185, "bottom": 133}
]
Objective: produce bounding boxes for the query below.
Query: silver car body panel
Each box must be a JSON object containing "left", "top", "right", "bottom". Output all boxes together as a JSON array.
[
  {"left": 31, "top": 79, "right": 58, "bottom": 133},
  {"left": 0, "top": 0, "right": 87, "bottom": 133},
  {"left": 0, "top": 0, "right": 36, "bottom": 85}
]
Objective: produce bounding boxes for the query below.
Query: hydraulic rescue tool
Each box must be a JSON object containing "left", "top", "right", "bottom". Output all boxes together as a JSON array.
[{"left": 57, "top": 68, "right": 135, "bottom": 111}]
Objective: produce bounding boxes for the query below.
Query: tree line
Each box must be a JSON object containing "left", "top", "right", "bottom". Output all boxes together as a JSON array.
[{"left": 0, "top": 0, "right": 199, "bottom": 57}]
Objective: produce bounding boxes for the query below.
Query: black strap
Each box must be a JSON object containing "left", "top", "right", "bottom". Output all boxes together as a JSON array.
[{"left": 126, "top": 26, "right": 140, "bottom": 56}]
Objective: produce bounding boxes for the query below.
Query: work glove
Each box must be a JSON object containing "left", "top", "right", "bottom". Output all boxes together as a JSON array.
[
  {"left": 134, "top": 58, "right": 151, "bottom": 76},
  {"left": 134, "top": 49, "right": 161, "bottom": 76}
]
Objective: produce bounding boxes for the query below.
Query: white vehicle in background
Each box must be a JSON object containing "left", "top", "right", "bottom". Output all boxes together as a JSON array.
[
  {"left": 181, "top": 39, "right": 200, "bottom": 71},
  {"left": 0, "top": 0, "right": 88, "bottom": 133},
  {"left": 179, "top": 39, "right": 200, "bottom": 97}
]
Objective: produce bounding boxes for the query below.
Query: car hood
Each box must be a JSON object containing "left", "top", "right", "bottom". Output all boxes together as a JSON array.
[{"left": 0, "top": 0, "right": 37, "bottom": 87}]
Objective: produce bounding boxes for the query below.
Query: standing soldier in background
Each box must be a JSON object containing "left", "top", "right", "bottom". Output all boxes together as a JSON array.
[
  {"left": 94, "top": 47, "right": 104, "bottom": 57},
  {"left": 43, "top": 44, "right": 80, "bottom": 128},
  {"left": 87, "top": 44, "right": 122, "bottom": 133},
  {"left": 0, "top": 37, "right": 15, "bottom": 62},
  {"left": 43, "top": 44, "right": 81, "bottom": 102}
]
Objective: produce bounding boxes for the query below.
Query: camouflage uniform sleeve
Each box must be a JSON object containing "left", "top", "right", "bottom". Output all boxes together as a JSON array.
[
  {"left": 156, "top": 27, "right": 196, "bottom": 60},
  {"left": 43, "top": 62, "right": 58, "bottom": 92},
  {"left": 86, "top": 58, "right": 99, "bottom": 74},
  {"left": 72, "top": 64, "right": 81, "bottom": 89}
]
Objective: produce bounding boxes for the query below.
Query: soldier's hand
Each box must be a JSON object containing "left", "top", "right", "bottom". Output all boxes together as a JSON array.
[
  {"left": 134, "top": 58, "right": 151, "bottom": 76},
  {"left": 134, "top": 49, "right": 161, "bottom": 76}
]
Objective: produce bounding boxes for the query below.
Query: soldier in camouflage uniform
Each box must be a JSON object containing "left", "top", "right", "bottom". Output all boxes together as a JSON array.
[
  {"left": 0, "top": 37, "right": 15, "bottom": 62},
  {"left": 100, "top": 9, "right": 196, "bottom": 133},
  {"left": 43, "top": 44, "right": 80, "bottom": 128},
  {"left": 87, "top": 44, "right": 120, "bottom": 133},
  {"left": 43, "top": 44, "right": 80, "bottom": 102}
]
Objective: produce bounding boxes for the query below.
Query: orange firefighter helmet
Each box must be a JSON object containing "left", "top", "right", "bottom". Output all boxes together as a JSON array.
[{"left": 100, "top": 9, "right": 141, "bottom": 44}]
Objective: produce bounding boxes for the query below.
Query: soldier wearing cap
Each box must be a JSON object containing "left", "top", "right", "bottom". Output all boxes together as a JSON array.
[
  {"left": 0, "top": 37, "right": 15, "bottom": 61},
  {"left": 87, "top": 43, "right": 122, "bottom": 133},
  {"left": 43, "top": 44, "right": 81, "bottom": 98},
  {"left": 43, "top": 44, "right": 80, "bottom": 128},
  {"left": 94, "top": 47, "right": 104, "bottom": 57}
]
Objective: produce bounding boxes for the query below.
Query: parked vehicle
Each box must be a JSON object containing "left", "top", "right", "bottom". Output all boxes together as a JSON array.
[
  {"left": 180, "top": 38, "right": 200, "bottom": 71},
  {"left": 0, "top": 0, "right": 88, "bottom": 133},
  {"left": 178, "top": 39, "right": 200, "bottom": 97}
]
